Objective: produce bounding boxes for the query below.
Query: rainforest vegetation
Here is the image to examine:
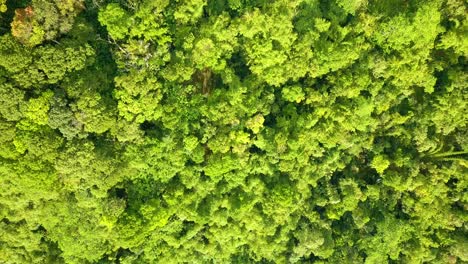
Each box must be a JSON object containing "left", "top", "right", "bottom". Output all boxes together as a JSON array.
[{"left": 0, "top": 0, "right": 467, "bottom": 263}]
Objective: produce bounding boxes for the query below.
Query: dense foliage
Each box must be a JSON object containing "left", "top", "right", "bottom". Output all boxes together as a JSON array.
[{"left": 0, "top": 0, "right": 467, "bottom": 263}]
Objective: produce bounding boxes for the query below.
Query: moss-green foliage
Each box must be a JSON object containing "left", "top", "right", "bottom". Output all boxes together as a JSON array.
[{"left": 0, "top": 0, "right": 466, "bottom": 263}]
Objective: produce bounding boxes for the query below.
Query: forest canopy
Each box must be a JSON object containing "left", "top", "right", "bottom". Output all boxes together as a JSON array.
[{"left": 0, "top": 0, "right": 467, "bottom": 263}]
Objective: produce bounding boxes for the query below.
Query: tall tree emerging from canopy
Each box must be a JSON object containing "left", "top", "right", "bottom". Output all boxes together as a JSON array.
[{"left": 0, "top": 0, "right": 466, "bottom": 263}]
